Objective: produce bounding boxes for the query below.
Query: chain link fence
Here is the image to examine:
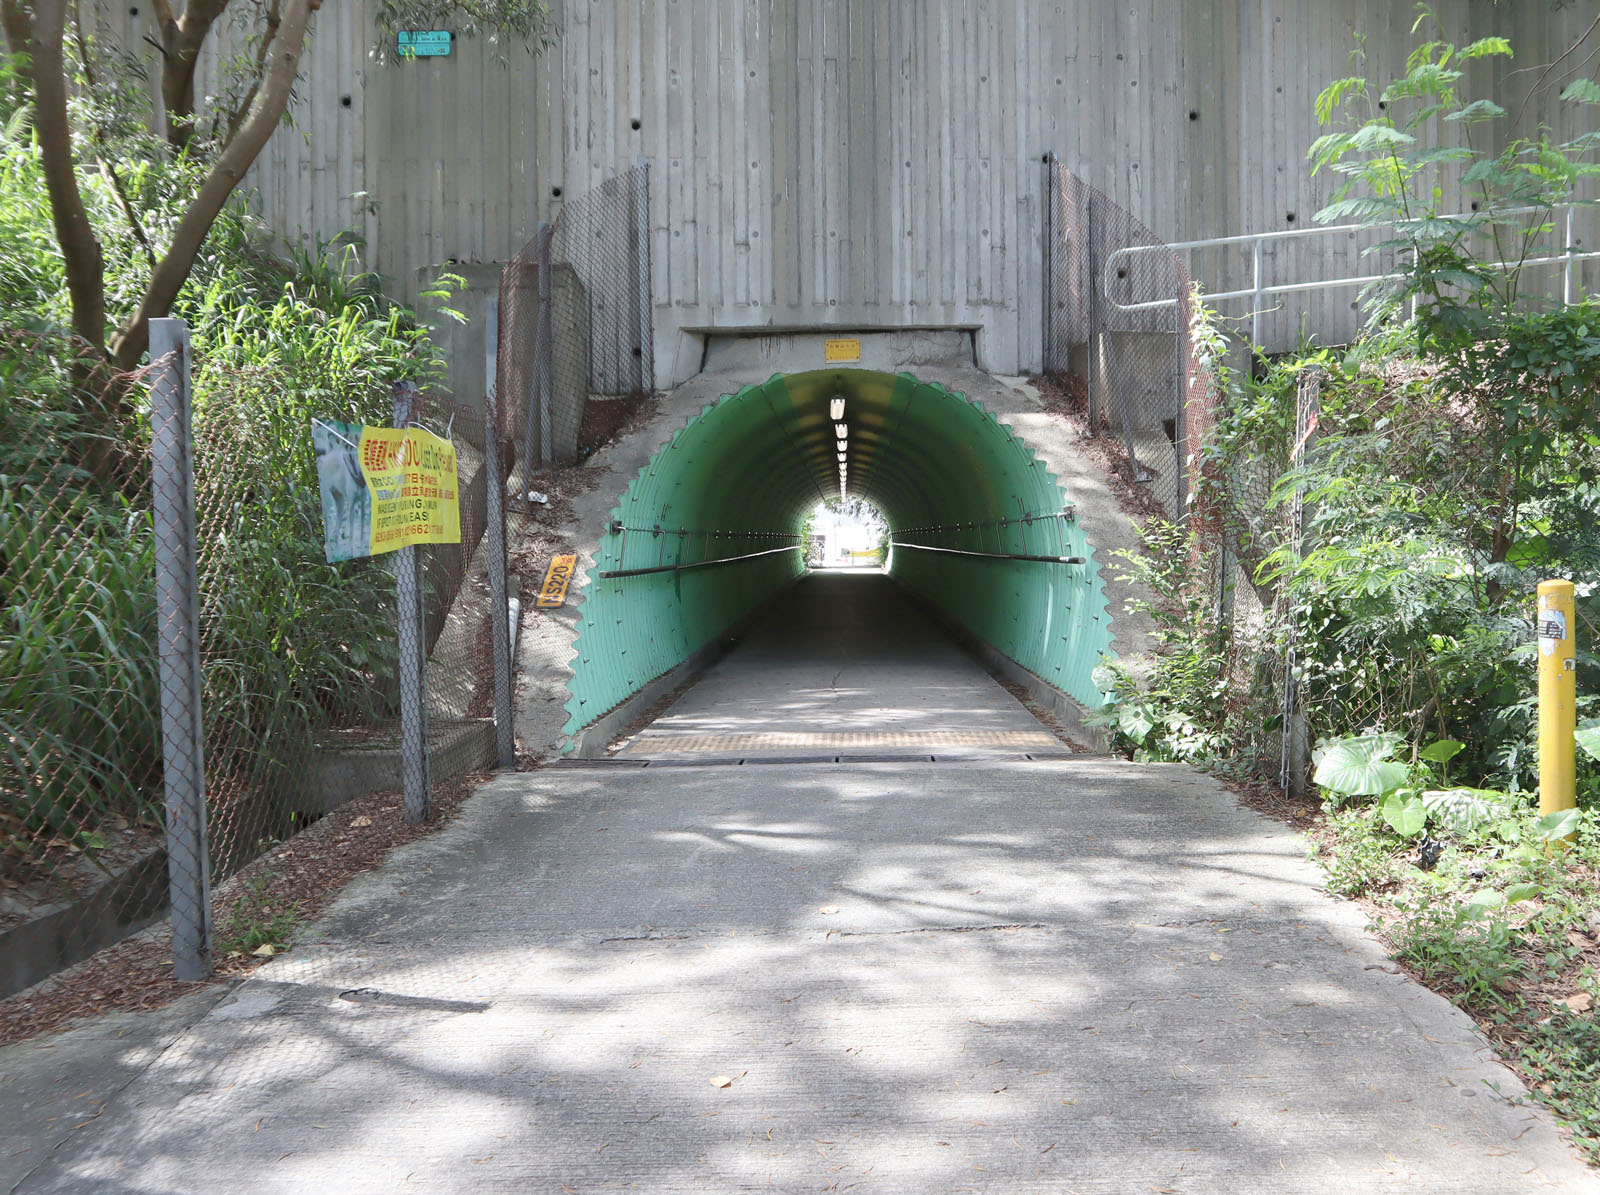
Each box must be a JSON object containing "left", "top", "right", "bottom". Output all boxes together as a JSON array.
[
  {"left": 2, "top": 333, "right": 171, "bottom": 996},
  {"left": 1043, "top": 158, "right": 1298, "bottom": 786},
  {"left": 496, "top": 162, "right": 653, "bottom": 496},
  {"left": 1044, "top": 156, "right": 1206, "bottom": 518},
  {"left": 2, "top": 321, "right": 509, "bottom": 999}
]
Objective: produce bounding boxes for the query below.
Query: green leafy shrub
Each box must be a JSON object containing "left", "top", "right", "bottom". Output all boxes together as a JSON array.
[{"left": 2, "top": 71, "right": 446, "bottom": 863}]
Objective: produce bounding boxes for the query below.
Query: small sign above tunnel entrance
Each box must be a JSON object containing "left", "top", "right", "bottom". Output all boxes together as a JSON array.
[{"left": 824, "top": 337, "right": 861, "bottom": 363}]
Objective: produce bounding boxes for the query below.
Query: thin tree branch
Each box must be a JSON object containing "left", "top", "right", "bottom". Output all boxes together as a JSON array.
[
  {"left": 111, "top": 0, "right": 321, "bottom": 370},
  {"left": 226, "top": 0, "right": 281, "bottom": 145},
  {"left": 72, "top": 3, "right": 158, "bottom": 269},
  {"left": 1513, "top": 11, "right": 1600, "bottom": 128}
]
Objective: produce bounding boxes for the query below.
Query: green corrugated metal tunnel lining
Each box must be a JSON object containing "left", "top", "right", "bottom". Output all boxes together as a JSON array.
[{"left": 561, "top": 369, "right": 1115, "bottom": 738}]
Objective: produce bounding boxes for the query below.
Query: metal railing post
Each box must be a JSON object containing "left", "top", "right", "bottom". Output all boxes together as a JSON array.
[
  {"left": 538, "top": 223, "right": 555, "bottom": 467},
  {"left": 1251, "top": 236, "right": 1264, "bottom": 348},
  {"left": 150, "top": 317, "right": 212, "bottom": 982},
  {"left": 393, "top": 382, "right": 431, "bottom": 823},
  {"left": 1565, "top": 204, "right": 1576, "bottom": 308},
  {"left": 483, "top": 297, "right": 516, "bottom": 769},
  {"left": 1085, "top": 191, "right": 1100, "bottom": 435},
  {"left": 1174, "top": 286, "right": 1189, "bottom": 516}
]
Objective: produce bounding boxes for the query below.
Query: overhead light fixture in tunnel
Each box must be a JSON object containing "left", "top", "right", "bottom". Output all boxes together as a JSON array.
[
  {"left": 837, "top": 452, "right": 847, "bottom": 462},
  {"left": 836, "top": 439, "right": 847, "bottom": 452},
  {"left": 830, "top": 397, "right": 846, "bottom": 421},
  {"left": 835, "top": 423, "right": 848, "bottom": 439}
]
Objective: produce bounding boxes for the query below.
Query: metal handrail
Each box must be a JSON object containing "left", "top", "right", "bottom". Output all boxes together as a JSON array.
[
  {"left": 1102, "top": 200, "right": 1600, "bottom": 341},
  {"left": 598, "top": 544, "right": 800, "bottom": 579},
  {"left": 891, "top": 542, "right": 1085, "bottom": 565}
]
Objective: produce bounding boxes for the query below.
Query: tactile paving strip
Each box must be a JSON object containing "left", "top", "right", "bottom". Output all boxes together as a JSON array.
[{"left": 629, "top": 729, "right": 1060, "bottom": 753}]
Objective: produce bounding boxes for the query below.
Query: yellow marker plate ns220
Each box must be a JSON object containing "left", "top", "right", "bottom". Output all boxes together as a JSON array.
[{"left": 536, "top": 554, "right": 578, "bottom": 608}]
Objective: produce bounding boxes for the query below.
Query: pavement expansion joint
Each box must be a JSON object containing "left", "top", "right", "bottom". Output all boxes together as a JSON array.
[
  {"left": 626, "top": 729, "right": 1062, "bottom": 753},
  {"left": 588, "top": 921, "right": 1054, "bottom": 946}
]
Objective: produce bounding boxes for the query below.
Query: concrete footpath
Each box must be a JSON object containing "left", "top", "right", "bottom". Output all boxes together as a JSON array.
[
  {"left": 619, "top": 571, "right": 1069, "bottom": 760},
  {"left": 4, "top": 572, "right": 1597, "bottom": 1191},
  {"left": 4, "top": 757, "right": 1596, "bottom": 1192}
]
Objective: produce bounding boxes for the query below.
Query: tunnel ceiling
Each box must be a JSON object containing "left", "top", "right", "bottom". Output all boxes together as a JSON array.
[{"left": 561, "top": 370, "right": 1114, "bottom": 740}]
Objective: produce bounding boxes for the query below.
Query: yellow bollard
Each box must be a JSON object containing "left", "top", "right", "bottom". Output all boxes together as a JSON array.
[{"left": 1537, "top": 579, "right": 1577, "bottom": 820}]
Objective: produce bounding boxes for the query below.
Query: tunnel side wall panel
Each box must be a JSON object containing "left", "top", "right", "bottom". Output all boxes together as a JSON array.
[{"left": 561, "top": 555, "right": 803, "bottom": 736}]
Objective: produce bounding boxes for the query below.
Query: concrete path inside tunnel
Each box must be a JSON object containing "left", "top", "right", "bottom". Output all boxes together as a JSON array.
[
  {"left": 616, "top": 570, "right": 1070, "bottom": 761},
  {"left": 8, "top": 753, "right": 1598, "bottom": 1191}
]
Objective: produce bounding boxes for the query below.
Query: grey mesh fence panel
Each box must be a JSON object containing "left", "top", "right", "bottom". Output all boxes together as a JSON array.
[
  {"left": 2, "top": 323, "right": 499, "bottom": 1003},
  {"left": 1046, "top": 162, "right": 1197, "bottom": 518},
  {"left": 1, "top": 332, "right": 175, "bottom": 999},
  {"left": 496, "top": 163, "right": 653, "bottom": 496},
  {"left": 1042, "top": 165, "right": 1302, "bottom": 786}
]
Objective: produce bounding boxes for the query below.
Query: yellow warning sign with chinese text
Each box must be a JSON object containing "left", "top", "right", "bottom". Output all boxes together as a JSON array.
[{"left": 357, "top": 427, "right": 461, "bottom": 554}]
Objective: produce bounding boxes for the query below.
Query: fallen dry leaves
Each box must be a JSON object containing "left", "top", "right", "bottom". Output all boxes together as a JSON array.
[{"left": 1, "top": 772, "right": 484, "bottom": 1049}]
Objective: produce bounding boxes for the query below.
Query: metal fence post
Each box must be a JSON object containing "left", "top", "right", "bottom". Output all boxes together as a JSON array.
[
  {"left": 633, "top": 157, "right": 653, "bottom": 394},
  {"left": 1085, "top": 191, "right": 1100, "bottom": 435},
  {"left": 1042, "top": 153, "right": 1055, "bottom": 373},
  {"left": 150, "top": 317, "right": 212, "bottom": 981},
  {"left": 1174, "top": 284, "right": 1189, "bottom": 517},
  {"left": 521, "top": 221, "right": 555, "bottom": 474},
  {"left": 483, "top": 297, "right": 517, "bottom": 769},
  {"left": 393, "top": 382, "right": 431, "bottom": 823}
]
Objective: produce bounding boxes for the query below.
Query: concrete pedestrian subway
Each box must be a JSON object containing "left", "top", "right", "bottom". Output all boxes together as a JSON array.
[{"left": 561, "top": 369, "right": 1116, "bottom": 739}]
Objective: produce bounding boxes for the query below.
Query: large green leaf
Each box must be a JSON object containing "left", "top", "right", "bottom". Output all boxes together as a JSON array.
[
  {"left": 1313, "top": 733, "right": 1408, "bottom": 797},
  {"left": 1575, "top": 723, "right": 1600, "bottom": 762},
  {"left": 1504, "top": 883, "right": 1542, "bottom": 905},
  {"left": 1420, "top": 787, "right": 1511, "bottom": 834},
  {"left": 1417, "top": 739, "right": 1464, "bottom": 764},
  {"left": 1381, "top": 793, "right": 1427, "bottom": 838},
  {"left": 1536, "top": 808, "right": 1580, "bottom": 843},
  {"left": 1118, "top": 703, "right": 1155, "bottom": 744}
]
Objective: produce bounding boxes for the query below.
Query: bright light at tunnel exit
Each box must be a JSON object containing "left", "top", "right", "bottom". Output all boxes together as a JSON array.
[{"left": 805, "top": 496, "right": 887, "bottom": 570}]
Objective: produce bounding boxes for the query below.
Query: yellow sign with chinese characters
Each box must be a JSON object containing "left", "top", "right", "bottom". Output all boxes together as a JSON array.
[
  {"left": 824, "top": 337, "right": 861, "bottom": 363},
  {"left": 357, "top": 427, "right": 461, "bottom": 554}
]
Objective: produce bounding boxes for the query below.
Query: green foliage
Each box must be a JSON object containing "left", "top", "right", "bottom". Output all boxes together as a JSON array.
[
  {"left": 2, "top": 80, "right": 445, "bottom": 860},
  {"left": 1522, "top": 1016, "right": 1600, "bottom": 1165},
  {"left": 1088, "top": 518, "right": 1235, "bottom": 764},
  {"left": 1308, "top": 11, "right": 1600, "bottom": 342},
  {"left": 216, "top": 872, "right": 301, "bottom": 955},
  {"left": 0, "top": 343, "right": 160, "bottom": 850},
  {"left": 1395, "top": 900, "right": 1522, "bottom": 1006}
]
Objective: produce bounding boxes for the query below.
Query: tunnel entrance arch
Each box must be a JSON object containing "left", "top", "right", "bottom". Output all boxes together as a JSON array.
[{"left": 560, "top": 370, "right": 1115, "bottom": 742}]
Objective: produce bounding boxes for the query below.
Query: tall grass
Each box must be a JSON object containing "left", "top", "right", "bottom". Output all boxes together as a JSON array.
[{"left": 2, "top": 84, "right": 451, "bottom": 868}]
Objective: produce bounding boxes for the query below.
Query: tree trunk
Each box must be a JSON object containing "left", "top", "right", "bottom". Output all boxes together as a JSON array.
[
  {"left": 111, "top": 0, "right": 320, "bottom": 371},
  {"left": 159, "top": 0, "right": 231, "bottom": 149},
  {"left": 17, "top": 0, "right": 107, "bottom": 354}
]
